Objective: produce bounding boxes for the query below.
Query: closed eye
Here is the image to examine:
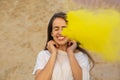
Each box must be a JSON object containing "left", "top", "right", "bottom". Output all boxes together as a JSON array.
[{"left": 53, "top": 26, "right": 59, "bottom": 31}]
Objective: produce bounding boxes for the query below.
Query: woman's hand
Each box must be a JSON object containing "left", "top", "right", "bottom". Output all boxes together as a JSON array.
[
  {"left": 47, "top": 40, "right": 59, "bottom": 54},
  {"left": 67, "top": 40, "right": 82, "bottom": 80},
  {"left": 67, "top": 40, "right": 77, "bottom": 53}
]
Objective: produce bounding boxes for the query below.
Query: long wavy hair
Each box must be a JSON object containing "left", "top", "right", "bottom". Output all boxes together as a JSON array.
[{"left": 44, "top": 12, "right": 94, "bottom": 69}]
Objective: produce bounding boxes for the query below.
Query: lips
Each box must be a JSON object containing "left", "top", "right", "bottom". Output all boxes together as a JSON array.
[{"left": 57, "top": 36, "right": 65, "bottom": 40}]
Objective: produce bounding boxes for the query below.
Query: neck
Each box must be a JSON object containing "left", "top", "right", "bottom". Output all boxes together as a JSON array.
[{"left": 58, "top": 44, "right": 67, "bottom": 51}]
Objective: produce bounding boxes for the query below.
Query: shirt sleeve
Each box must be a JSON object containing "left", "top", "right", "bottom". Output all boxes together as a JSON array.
[
  {"left": 75, "top": 52, "right": 90, "bottom": 80},
  {"left": 32, "top": 51, "right": 50, "bottom": 75}
]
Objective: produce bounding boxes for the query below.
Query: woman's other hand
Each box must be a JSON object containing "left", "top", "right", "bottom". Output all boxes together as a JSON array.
[
  {"left": 47, "top": 40, "right": 59, "bottom": 54},
  {"left": 67, "top": 40, "right": 77, "bottom": 53}
]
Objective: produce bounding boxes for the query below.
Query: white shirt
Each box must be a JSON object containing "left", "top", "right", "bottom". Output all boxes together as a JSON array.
[{"left": 33, "top": 50, "right": 90, "bottom": 80}]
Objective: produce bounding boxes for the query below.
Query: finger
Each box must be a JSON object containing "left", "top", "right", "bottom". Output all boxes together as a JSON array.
[
  {"left": 51, "top": 40, "right": 59, "bottom": 48},
  {"left": 68, "top": 41, "right": 73, "bottom": 46},
  {"left": 53, "top": 44, "right": 59, "bottom": 48}
]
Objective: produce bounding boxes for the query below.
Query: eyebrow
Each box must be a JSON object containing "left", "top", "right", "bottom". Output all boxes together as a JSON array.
[
  {"left": 62, "top": 26, "right": 66, "bottom": 28},
  {"left": 53, "top": 26, "right": 59, "bottom": 28},
  {"left": 53, "top": 26, "right": 66, "bottom": 28}
]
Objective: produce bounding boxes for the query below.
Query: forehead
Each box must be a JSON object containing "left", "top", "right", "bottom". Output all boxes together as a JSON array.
[{"left": 52, "top": 18, "right": 66, "bottom": 27}]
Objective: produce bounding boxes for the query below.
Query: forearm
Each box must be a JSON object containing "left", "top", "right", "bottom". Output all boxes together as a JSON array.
[
  {"left": 68, "top": 52, "right": 82, "bottom": 80},
  {"left": 35, "top": 53, "right": 57, "bottom": 80}
]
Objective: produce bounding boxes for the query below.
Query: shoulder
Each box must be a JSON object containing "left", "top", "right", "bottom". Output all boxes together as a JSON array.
[
  {"left": 75, "top": 51, "right": 88, "bottom": 60},
  {"left": 37, "top": 50, "right": 51, "bottom": 58},
  {"left": 75, "top": 51, "right": 89, "bottom": 64},
  {"left": 75, "top": 51, "right": 90, "bottom": 67}
]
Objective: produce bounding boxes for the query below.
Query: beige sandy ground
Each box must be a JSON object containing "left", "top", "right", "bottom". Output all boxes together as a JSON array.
[{"left": 0, "top": 0, "right": 120, "bottom": 80}]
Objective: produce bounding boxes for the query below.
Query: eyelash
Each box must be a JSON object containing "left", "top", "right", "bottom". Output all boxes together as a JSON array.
[
  {"left": 54, "top": 27, "right": 66, "bottom": 31},
  {"left": 53, "top": 28, "right": 58, "bottom": 31}
]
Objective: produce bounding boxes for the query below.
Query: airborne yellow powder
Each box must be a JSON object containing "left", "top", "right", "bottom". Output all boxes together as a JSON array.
[{"left": 62, "top": 9, "right": 120, "bottom": 62}]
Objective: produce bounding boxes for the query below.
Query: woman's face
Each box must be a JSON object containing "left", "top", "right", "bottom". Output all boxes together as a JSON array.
[{"left": 51, "top": 17, "right": 69, "bottom": 46}]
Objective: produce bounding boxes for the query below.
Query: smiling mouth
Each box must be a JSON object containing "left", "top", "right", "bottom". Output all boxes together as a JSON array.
[{"left": 57, "top": 36, "right": 65, "bottom": 40}]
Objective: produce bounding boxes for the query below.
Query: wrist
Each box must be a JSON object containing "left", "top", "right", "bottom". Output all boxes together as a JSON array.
[
  {"left": 51, "top": 52, "right": 57, "bottom": 55},
  {"left": 67, "top": 50, "right": 74, "bottom": 55}
]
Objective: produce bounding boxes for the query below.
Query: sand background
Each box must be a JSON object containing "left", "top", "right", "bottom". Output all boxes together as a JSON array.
[{"left": 0, "top": 0, "right": 120, "bottom": 80}]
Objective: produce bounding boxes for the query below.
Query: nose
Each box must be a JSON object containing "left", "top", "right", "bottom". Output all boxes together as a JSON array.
[{"left": 58, "top": 28, "right": 62, "bottom": 34}]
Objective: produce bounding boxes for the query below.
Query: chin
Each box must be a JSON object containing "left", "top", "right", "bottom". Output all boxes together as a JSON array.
[
  {"left": 56, "top": 41, "right": 68, "bottom": 46},
  {"left": 58, "top": 43, "right": 66, "bottom": 46}
]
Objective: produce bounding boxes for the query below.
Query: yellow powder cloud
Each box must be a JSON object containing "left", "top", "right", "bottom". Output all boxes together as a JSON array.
[{"left": 62, "top": 9, "right": 120, "bottom": 62}]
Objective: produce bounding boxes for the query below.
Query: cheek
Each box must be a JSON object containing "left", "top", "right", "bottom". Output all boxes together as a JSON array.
[
  {"left": 51, "top": 31, "right": 57, "bottom": 37},
  {"left": 65, "top": 38, "right": 69, "bottom": 42}
]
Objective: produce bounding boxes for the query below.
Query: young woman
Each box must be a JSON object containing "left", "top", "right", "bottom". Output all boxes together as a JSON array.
[{"left": 33, "top": 12, "right": 94, "bottom": 80}]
